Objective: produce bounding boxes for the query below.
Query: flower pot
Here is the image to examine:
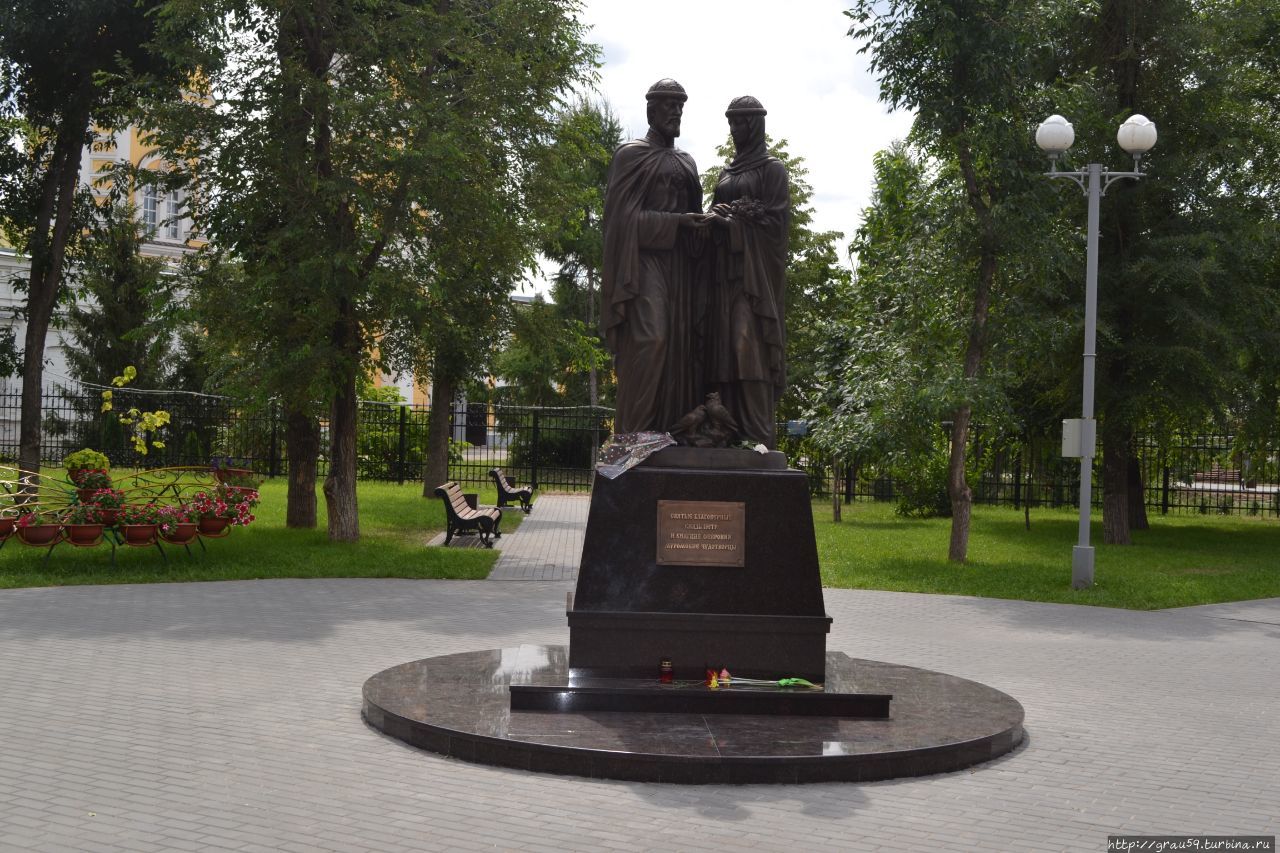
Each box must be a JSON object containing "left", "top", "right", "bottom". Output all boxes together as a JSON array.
[
  {"left": 97, "top": 508, "right": 121, "bottom": 525},
  {"left": 197, "top": 516, "right": 232, "bottom": 536},
  {"left": 213, "top": 467, "right": 253, "bottom": 484},
  {"left": 120, "top": 524, "right": 158, "bottom": 546},
  {"left": 76, "top": 488, "right": 98, "bottom": 503},
  {"left": 0, "top": 518, "right": 14, "bottom": 540},
  {"left": 65, "top": 523, "right": 104, "bottom": 547},
  {"left": 161, "top": 523, "right": 199, "bottom": 545},
  {"left": 16, "top": 523, "right": 62, "bottom": 546}
]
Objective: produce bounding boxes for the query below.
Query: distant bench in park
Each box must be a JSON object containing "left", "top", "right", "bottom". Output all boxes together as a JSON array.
[{"left": 488, "top": 467, "right": 534, "bottom": 513}]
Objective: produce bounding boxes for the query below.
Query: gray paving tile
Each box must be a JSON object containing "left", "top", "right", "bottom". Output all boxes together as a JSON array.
[{"left": 0, "top": 568, "right": 1277, "bottom": 851}]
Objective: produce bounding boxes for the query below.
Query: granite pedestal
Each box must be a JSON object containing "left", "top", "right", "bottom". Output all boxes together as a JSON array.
[{"left": 568, "top": 447, "right": 830, "bottom": 681}]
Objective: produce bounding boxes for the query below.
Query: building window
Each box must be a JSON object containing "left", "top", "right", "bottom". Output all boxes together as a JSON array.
[
  {"left": 165, "top": 189, "right": 183, "bottom": 240},
  {"left": 142, "top": 185, "right": 158, "bottom": 232}
]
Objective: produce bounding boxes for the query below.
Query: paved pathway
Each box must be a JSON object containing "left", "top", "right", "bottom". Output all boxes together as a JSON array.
[
  {"left": 485, "top": 494, "right": 589, "bottom": 581},
  {"left": 1, "top": 573, "right": 1276, "bottom": 852}
]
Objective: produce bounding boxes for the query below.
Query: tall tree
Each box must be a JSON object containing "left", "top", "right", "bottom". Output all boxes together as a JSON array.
[
  {"left": 495, "top": 295, "right": 609, "bottom": 407},
  {"left": 162, "top": 1, "right": 596, "bottom": 536},
  {"left": 1054, "top": 0, "right": 1280, "bottom": 543},
  {"left": 62, "top": 200, "right": 176, "bottom": 388},
  {"left": 847, "top": 0, "right": 1059, "bottom": 561},
  {"left": 536, "top": 99, "right": 622, "bottom": 407},
  {"left": 0, "top": 0, "right": 200, "bottom": 478}
]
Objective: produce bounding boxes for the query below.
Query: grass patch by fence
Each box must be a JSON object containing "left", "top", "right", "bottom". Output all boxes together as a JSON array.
[
  {"left": 0, "top": 478, "right": 514, "bottom": 589},
  {"left": 815, "top": 500, "right": 1280, "bottom": 609}
]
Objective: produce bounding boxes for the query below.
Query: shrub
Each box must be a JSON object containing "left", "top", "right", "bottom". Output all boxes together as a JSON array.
[
  {"left": 506, "top": 414, "right": 600, "bottom": 471},
  {"left": 891, "top": 449, "right": 952, "bottom": 519}
]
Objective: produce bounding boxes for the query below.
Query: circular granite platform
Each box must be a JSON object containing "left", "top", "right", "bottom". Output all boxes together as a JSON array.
[
  {"left": 362, "top": 645, "right": 1025, "bottom": 784},
  {"left": 366, "top": 645, "right": 1024, "bottom": 783}
]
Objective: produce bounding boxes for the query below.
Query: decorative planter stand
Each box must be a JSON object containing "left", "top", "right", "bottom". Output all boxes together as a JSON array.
[
  {"left": 65, "top": 523, "right": 105, "bottom": 548},
  {"left": 16, "top": 524, "right": 63, "bottom": 547},
  {"left": 161, "top": 523, "right": 199, "bottom": 546},
  {"left": 197, "top": 517, "right": 233, "bottom": 537}
]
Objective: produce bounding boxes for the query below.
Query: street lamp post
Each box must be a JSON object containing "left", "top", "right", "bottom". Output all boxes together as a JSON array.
[{"left": 1036, "top": 113, "right": 1157, "bottom": 589}]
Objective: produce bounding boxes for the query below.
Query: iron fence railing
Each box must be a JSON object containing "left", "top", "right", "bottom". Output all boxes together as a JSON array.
[
  {"left": 0, "top": 387, "right": 614, "bottom": 492},
  {"left": 781, "top": 430, "right": 1280, "bottom": 518},
  {"left": 3, "top": 386, "right": 1276, "bottom": 515}
]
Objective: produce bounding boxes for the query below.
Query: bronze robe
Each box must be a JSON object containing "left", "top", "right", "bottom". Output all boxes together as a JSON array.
[
  {"left": 707, "top": 151, "right": 789, "bottom": 447},
  {"left": 601, "top": 131, "right": 703, "bottom": 434}
]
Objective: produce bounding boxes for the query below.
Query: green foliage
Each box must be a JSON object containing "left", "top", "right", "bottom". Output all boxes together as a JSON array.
[
  {"left": 892, "top": 444, "right": 952, "bottom": 519},
  {"left": 151, "top": 1, "right": 597, "bottom": 529},
  {"left": 62, "top": 200, "right": 176, "bottom": 388},
  {"left": 0, "top": 328, "right": 19, "bottom": 378},
  {"left": 495, "top": 296, "right": 610, "bottom": 407},
  {"left": 62, "top": 448, "right": 110, "bottom": 474},
  {"left": 0, "top": 0, "right": 206, "bottom": 471},
  {"left": 494, "top": 100, "right": 621, "bottom": 408}
]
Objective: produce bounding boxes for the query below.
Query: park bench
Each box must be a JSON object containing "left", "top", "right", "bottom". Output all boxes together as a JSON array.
[
  {"left": 434, "top": 481, "right": 503, "bottom": 547},
  {"left": 1193, "top": 465, "right": 1242, "bottom": 486},
  {"left": 488, "top": 467, "right": 534, "bottom": 513}
]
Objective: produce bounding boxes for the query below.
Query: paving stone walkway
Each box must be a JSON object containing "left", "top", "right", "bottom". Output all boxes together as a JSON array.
[
  {"left": 485, "top": 494, "right": 589, "bottom": 581},
  {"left": 1, "top": 571, "right": 1276, "bottom": 852},
  {"left": 3, "top": 483, "right": 1277, "bottom": 851}
]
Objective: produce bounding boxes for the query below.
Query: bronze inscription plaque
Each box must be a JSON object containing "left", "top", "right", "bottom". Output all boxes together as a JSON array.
[{"left": 656, "top": 500, "right": 746, "bottom": 567}]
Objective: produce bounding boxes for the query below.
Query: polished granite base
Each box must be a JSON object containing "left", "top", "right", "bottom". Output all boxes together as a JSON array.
[
  {"left": 362, "top": 645, "right": 1025, "bottom": 784},
  {"left": 508, "top": 678, "right": 891, "bottom": 717}
]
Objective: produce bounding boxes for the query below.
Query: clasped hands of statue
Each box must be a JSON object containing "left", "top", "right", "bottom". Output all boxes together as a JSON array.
[
  {"left": 680, "top": 204, "right": 735, "bottom": 244},
  {"left": 682, "top": 204, "right": 733, "bottom": 229}
]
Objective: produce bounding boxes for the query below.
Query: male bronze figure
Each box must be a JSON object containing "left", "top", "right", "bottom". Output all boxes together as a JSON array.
[{"left": 600, "top": 79, "right": 706, "bottom": 434}]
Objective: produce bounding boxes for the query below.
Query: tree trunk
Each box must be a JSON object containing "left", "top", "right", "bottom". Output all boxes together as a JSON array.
[
  {"left": 1101, "top": 420, "right": 1132, "bottom": 544},
  {"left": 945, "top": 138, "right": 997, "bottom": 564},
  {"left": 831, "top": 462, "right": 842, "bottom": 523},
  {"left": 947, "top": 405, "right": 974, "bottom": 562},
  {"left": 1127, "top": 454, "right": 1149, "bottom": 530},
  {"left": 284, "top": 404, "right": 320, "bottom": 528},
  {"left": 423, "top": 373, "right": 455, "bottom": 495},
  {"left": 18, "top": 95, "right": 93, "bottom": 479},
  {"left": 323, "top": 369, "right": 360, "bottom": 541}
]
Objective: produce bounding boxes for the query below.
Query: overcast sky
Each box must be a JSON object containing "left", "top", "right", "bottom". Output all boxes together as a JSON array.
[{"left": 522, "top": 0, "right": 914, "bottom": 295}]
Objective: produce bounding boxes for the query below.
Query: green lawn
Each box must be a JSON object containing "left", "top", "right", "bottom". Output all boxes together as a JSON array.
[
  {"left": 0, "top": 478, "right": 515, "bottom": 589},
  {"left": 815, "top": 499, "right": 1280, "bottom": 609},
  {"left": 8, "top": 475, "right": 1279, "bottom": 610}
]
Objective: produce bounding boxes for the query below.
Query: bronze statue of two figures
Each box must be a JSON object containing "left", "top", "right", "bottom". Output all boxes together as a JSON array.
[
  {"left": 602, "top": 79, "right": 788, "bottom": 449},
  {"left": 572, "top": 79, "right": 827, "bottom": 686}
]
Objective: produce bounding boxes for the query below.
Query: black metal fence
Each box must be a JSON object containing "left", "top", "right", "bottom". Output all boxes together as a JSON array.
[
  {"left": 0, "top": 386, "right": 612, "bottom": 492},
  {"left": 781, "top": 430, "right": 1280, "bottom": 518},
  {"left": 4, "top": 386, "right": 1277, "bottom": 515}
]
